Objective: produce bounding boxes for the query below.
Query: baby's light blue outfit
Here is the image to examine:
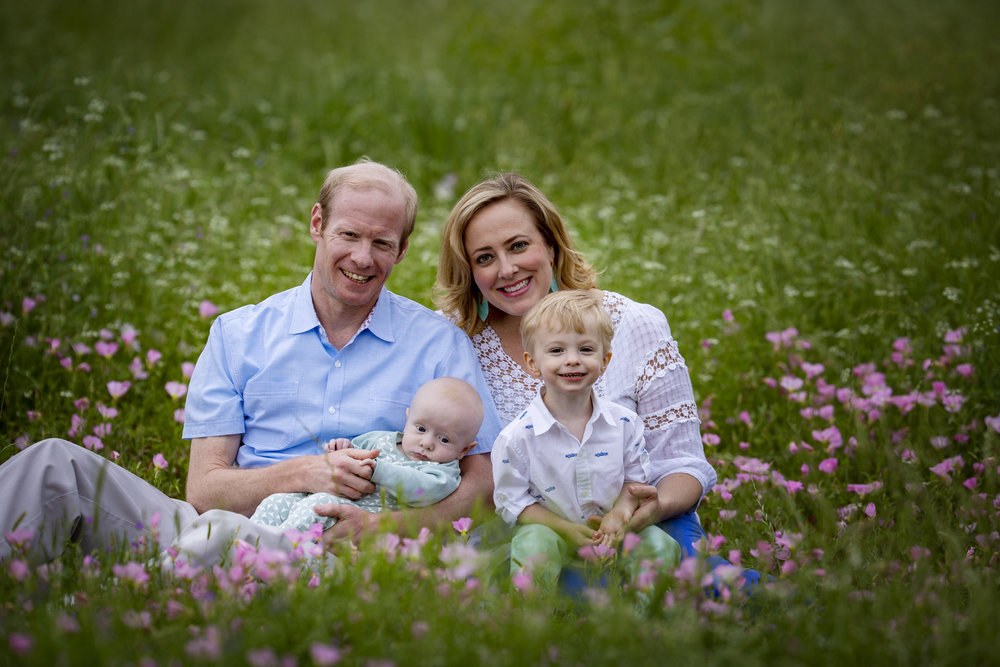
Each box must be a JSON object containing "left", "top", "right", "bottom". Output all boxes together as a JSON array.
[{"left": 250, "top": 430, "right": 461, "bottom": 531}]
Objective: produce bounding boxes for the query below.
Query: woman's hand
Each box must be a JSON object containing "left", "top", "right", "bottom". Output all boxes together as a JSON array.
[{"left": 624, "top": 484, "right": 664, "bottom": 533}]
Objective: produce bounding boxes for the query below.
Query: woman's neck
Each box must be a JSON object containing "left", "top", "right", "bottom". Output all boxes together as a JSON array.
[{"left": 489, "top": 312, "right": 529, "bottom": 372}]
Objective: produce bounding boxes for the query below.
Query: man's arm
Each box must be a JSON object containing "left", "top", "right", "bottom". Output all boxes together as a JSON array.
[
  {"left": 186, "top": 435, "right": 378, "bottom": 516},
  {"left": 318, "top": 451, "right": 493, "bottom": 543}
]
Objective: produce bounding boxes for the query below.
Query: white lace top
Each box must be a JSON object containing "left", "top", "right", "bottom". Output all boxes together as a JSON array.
[{"left": 466, "top": 291, "right": 717, "bottom": 497}]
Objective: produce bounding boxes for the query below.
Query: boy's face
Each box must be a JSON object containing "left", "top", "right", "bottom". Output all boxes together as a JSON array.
[
  {"left": 399, "top": 389, "right": 477, "bottom": 463},
  {"left": 524, "top": 322, "right": 612, "bottom": 397}
]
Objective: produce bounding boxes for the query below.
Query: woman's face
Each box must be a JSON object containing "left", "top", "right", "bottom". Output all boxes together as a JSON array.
[{"left": 463, "top": 198, "right": 555, "bottom": 320}]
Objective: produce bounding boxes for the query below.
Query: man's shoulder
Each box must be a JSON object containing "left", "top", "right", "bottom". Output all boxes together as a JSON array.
[
  {"left": 217, "top": 283, "right": 300, "bottom": 325},
  {"left": 385, "top": 291, "right": 464, "bottom": 334}
]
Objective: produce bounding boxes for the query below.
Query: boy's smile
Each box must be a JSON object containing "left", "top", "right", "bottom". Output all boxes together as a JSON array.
[{"left": 524, "top": 327, "right": 611, "bottom": 396}]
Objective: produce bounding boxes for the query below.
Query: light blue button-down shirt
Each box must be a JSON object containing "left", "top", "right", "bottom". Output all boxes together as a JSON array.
[{"left": 182, "top": 274, "right": 501, "bottom": 468}]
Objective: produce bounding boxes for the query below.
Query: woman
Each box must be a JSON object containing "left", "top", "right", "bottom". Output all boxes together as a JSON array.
[{"left": 436, "top": 173, "right": 760, "bottom": 587}]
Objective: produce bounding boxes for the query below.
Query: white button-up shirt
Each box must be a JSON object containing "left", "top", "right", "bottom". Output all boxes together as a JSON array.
[{"left": 492, "top": 388, "right": 650, "bottom": 525}]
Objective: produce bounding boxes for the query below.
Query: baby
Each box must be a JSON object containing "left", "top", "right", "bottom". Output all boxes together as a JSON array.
[{"left": 251, "top": 377, "right": 483, "bottom": 532}]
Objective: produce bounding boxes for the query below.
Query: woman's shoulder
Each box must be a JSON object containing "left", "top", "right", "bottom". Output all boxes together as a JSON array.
[{"left": 601, "top": 290, "right": 671, "bottom": 338}]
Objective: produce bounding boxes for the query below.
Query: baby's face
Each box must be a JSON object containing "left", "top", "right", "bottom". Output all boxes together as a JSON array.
[{"left": 399, "top": 390, "right": 476, "bottom": 463}]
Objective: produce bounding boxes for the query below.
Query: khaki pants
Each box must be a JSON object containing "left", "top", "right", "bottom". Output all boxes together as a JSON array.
[{"left": 0, "top": 439, "right": 296, "bottom": 568}]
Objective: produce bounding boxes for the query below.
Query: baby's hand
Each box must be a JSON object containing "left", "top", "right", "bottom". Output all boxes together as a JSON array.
[{"left": 324, "top": 438, "right": 354, "bottom": 453}]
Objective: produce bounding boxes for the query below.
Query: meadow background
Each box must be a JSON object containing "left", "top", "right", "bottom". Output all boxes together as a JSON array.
[{"left": 2, "top": 0, "right": 999, "bottom": 664}]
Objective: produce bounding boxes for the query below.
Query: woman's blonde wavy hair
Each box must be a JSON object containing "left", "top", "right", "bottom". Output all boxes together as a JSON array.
[{"left": 434, "top": 173, "right": 598, "bottom": 337}]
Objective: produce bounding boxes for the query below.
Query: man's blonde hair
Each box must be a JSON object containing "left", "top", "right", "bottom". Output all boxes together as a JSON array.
[{"left": 520, "top": 290, "right": 613, "bottom": 355}]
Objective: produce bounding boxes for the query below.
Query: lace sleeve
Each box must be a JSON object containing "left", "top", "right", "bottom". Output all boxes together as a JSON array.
[{"left": 603, "top": 293, "right": 717, "bottom": 495}]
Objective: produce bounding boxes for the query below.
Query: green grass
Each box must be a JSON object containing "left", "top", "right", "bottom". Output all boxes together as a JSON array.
[{"left": 2, "top": 0, "right": 999, "bottom": 664}]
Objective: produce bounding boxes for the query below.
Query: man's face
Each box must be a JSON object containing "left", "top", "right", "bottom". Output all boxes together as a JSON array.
[{"left": 310, "top": 186, "right": 408, "bottom": 315}]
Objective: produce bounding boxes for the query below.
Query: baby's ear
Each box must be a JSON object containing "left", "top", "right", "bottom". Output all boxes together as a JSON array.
[{"left": 460, "top": 441, "right": 477, "bottom": 457}]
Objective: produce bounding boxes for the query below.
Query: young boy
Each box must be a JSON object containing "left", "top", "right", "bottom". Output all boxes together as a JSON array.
[
  {"left": 251, "top": 377, "right": 484, "bottom": 532},
  {"left": 491, "top": 291, "right": 681, "bottom": 587}
]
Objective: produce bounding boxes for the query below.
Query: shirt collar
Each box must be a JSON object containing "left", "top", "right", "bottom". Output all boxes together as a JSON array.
[
  {"left": 526, "top": 387, "right": 613, "bottom": 434},
  {"left": 289, "top": 273, "right": 321, "bottom": 335},
  {"left": 288, "top": 273, "right": 395, "bottom": 344}
]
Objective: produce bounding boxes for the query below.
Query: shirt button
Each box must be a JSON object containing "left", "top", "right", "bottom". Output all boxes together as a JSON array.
[
  {"left": 334, "top": 360, "right": 342, "bottom": 368},
  {"left": 328, "top": 406, "right": 336, "bottom": 414}
]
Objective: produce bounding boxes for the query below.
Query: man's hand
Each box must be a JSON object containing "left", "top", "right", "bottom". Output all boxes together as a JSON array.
[
  {"left": 319, "top": 448, "right": 378, "bottom": 500},
  {"left": 317, "top": 503, "right": 385, "bottom": 545},
  {"left": 323, "top": 438, "right": 354, "bottom": 453}
]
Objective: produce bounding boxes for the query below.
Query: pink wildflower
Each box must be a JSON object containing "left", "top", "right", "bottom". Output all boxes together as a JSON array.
[
  {"left": 954, "top": 363, "right": 974, "bottom": 378},
  {"left": 174, "top": 408, "right": 185, "bottom": 424},
  {"left": 199, "top": 300, "right": 219, "bottom": 319},
  {"left": 847, "top": 482, "right": 883, "bottom": 496},
  {"left": 22, "top": 297, "right": 37, "bottom": 314},
  {"left": 182, "top": 361, "right": 195, "bottom": 378},
  {"left": 943, "top": 327, "right": 966, "bottom": 343},
  {"left": 146, "top": 348, "right": 162, "bottom": 366},
  {"left": 986, "top": 414, "right": 1000, "bottom": 434},
  {"left": 165, "top": 381, "right": 188, "bottom": 399},
  {"left": 942, "top": 394, "right": 965, "bottom": 413},
  {"left": 702, "top": 433, "right": 721, "bottom": 446},
  {"left": 112, "top": 561, "right": 149, "bottom": 586},
  {"left": 96, "top": 403, "right": 118, "bottom": 419},
  {"left": 929, "top": 455, "right": 965, "bottom": 480},
  {"left": 152, "top": 453, "right": 168, "bottom": 470},
  {"left": 451, "top": 517, "right": 473, "bottom": 534},
  {"left": 930, "top": 436, "right": 949, "bottom": 450},
  {"left": 106, "top": 380, "right": 131, "bottom": 399},
  {"left": 578, "top": 544, "right": 616, "bottom": 561},
  {"left": 801, "top": 362, "right": 824, "bottom": 379},
  {"left": 512, "top": 571, "right": 533, "bottom": 591},
  {"left": 864, "top": 503, "right": 876, "bottom": 518},
  {"left": 5, "top": 528, "right": 34, "bottom": 549},
  {"left": 121, "top": 326, "right": 138, "bottom": 346},
  {"left": 9, "top": 633, "right": 33, "bottom": 655},
  {"left": 82, "top": 435, "right": 104, "bottom": 451},
  {"left": 129, "top": 356, "right": 148, "bottom": 380},
  {"left": 309, "top": 643, "right": 342, "bottom": 666},
  {"left": 722, "top": 309, "right": 734, "bottom": 323},
  {"left": 818, "top": 458, "right": 838, "bottom": 474},
  {"left": 95, "top": 341, "right": 118, "bottom": 358}
]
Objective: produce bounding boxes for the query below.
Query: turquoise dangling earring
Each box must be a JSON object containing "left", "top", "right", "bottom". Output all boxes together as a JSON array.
[
  {"left": 478, "top": 295, "right": 489, "bottom": 322},
  {"left": 550, "top": 265, "right": 559, "bottom": 293}
]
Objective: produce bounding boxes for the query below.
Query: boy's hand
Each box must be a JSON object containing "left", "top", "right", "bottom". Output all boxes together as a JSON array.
[
  {"left": 323, "top": 438, "right": 354, "bottom": 453},
  {"left": 559, "top": 522, "right": 601, "bottom": 549},
  {"left": 597, "top": 510, "right": 629, "bottom": 546}
]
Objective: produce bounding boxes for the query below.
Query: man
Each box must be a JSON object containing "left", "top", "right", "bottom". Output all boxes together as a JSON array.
[{"left": 0, "top": 159, "right": 501, "bottom": 563}]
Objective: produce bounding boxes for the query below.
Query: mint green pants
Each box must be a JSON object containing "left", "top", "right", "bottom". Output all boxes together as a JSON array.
[{"left": 511, "top": 523, "right": 681, "bottom": 588}]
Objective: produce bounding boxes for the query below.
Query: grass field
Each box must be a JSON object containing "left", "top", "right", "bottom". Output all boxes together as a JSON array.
[{"left": 2, "top": 0, "right": 999, "bottom": 664}]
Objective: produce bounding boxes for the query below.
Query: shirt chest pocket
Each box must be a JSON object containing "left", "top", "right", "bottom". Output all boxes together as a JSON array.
[
  {"left": 366, "top": 389, "right": 412, "bottom": 433},
  {"left": 242, "top": 381, "right": 301, "bottom": 450}
]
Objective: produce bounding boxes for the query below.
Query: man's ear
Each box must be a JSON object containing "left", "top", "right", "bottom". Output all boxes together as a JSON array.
[
  {"left": 309, "top": 203, "right": 324, "bottom": 242},
  {"left": 524, "top": 351, "right": 542, "bottom": 378},
  {"left": 394, "top": 239, "right": 409, "bottom": 265}
]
